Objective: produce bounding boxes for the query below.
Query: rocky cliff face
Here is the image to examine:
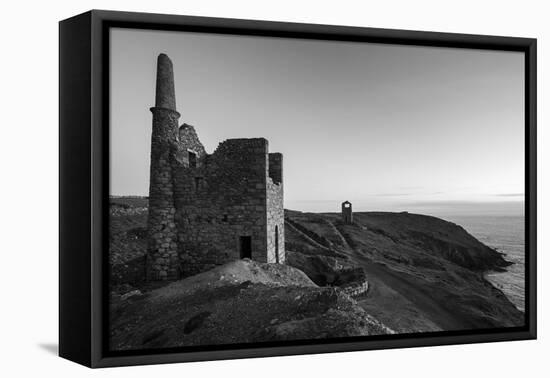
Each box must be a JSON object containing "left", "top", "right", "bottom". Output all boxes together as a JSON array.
[{"left": 284, "top": 210, "right": 524, "bottom": 332}]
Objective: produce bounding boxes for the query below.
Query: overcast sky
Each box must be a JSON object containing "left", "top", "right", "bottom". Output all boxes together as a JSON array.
[{"left": 110, "top": 28, "right": 525, "bottom": 214}]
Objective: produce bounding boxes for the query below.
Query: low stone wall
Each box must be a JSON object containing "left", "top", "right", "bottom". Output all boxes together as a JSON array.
[
  {"left": 286, "top": 251, "right": 369, "bottom": 298},
  {"left": 110, "top": 205, "right": 148, "bottom": 217},
  {"left": 341, "top": 279, "right": 369, "bottom": 298}
]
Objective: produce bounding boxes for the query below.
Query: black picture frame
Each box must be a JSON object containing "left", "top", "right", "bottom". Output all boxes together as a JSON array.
[{"left": 59, "top": 9, "right": 537, "bottom": 368}]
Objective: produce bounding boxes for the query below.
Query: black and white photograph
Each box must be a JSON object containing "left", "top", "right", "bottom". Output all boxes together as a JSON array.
[
  {"left": 108, "top": 27, "right": 526, "bottom": 352},
  {"left": 3, "top": 0, "right": 548, "bottom": 376}
]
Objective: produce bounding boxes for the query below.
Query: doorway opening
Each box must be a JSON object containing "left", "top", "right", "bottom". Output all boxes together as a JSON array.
[{"left": 239, "top": 236, "right": 252, "bottom": 259}]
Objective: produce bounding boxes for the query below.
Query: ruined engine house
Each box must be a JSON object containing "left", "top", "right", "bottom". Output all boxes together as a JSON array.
[{"left": 146, "top": 54, "right": 285, "bottom": 280}]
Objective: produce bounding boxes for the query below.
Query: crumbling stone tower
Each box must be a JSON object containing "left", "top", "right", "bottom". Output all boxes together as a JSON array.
[
  {"left": 342, "top": 201, "right": 353, "bottom": 224},
  {"left": 146, "top": 53, "right": 285, "bottom": 280}
]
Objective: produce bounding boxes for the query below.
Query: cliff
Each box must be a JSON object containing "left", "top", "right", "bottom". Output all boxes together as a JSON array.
[{"left": 284, "top": 210, "right": 524, "bottom": 332}]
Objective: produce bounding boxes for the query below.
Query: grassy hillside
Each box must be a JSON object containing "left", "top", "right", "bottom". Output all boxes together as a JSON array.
[
  {"left": 285, "top": 209, "right": 523, "bottom": 332},
  {"left": 108, "top": 198, "right": 523, "bottom": 350}
]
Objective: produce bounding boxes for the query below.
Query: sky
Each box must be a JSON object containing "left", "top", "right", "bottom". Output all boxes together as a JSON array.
[{"left": 110, "top": 28, "right": 525, "bottom": 215}]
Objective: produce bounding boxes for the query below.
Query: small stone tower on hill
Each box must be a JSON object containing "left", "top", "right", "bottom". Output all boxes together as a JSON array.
[
  {"left": 146, "top": 53, "right": 285, "bottom": 281},
  {"left": 342, "top": 201, "right": 353, "bottom": 224}
]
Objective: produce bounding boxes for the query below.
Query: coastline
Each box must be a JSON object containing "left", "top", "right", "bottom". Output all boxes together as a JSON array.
[
  {"left": 444, "top": 216, "right": 525, "bottom": 313},
  {"left": 110, "top": 198, "right": 525, "bottom": 341},
  {"left": 484, "top": 266, "right": 525, "bottom": 312},
  {"left": 284, "top": 209, "right": 525, "bottom": 330}
]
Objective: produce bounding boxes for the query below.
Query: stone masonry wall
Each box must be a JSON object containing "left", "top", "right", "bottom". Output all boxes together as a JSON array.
[
  {"left": 268, "top": 153, "right": 283, "bottom": 184},
  {"left": 176, "top": 124, "right": 207, "bottom": 164},
  {"left": 266, "top": 179, "right": 284, "bottom": 263},
  {"left": 146, "top": 53, "right": 285, "bottom": 280},
  {"left": 267, "top": 153, "right": 285, "bottom": 264},
  {"left": 342, "top": 201, "right": 353, "bottom": 224},
  {"left": 146, "top": 108, "right": 180, "bottom": 280},
  {"left": 173, "top": 137, "right": 272, "bottom": 277}
]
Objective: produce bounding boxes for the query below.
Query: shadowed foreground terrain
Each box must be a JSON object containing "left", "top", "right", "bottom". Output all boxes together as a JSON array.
[
  {"left": 109, "top": 198, "right": 523, "bottom": 350},
  {"left": 110, "top": 260, "right": 391, "bottom": 350}
]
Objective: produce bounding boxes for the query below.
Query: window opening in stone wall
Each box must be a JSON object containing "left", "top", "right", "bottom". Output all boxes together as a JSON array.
[
  {"left": 194, "top": 177, "right": 203, "bottom": 192},
  {"left": 188, "top": 151, "right": 197, "bottom": 168},
  {"left": 275, "top": 226, "right": 279, "bottom": 264},
  {"left": 239, "top": 236, "right": 252, "bottom": 259}
]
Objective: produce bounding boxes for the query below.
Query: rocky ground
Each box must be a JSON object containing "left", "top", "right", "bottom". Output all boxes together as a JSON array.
[
  {"left": 110, "top": 260, "right": 391, "bottom": 350},
  {"left": 109, "top": 198, "right": 524, "bottom": 350}
]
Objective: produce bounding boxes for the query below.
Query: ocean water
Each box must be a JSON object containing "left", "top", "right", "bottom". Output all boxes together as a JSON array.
[{"left": 440, "top": 215, "right": 525, "bottom": 312}]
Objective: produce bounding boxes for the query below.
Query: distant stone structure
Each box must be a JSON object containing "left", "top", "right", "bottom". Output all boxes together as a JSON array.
[
  {"left": 146, "top": 54, "right": 284, "bottom": 280},
  {"left": 342, "top": 201, "right": 353, "bottom": 224}
]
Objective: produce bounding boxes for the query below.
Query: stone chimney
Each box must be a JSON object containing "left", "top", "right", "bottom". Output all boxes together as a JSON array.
[
  {"left": 146, "top": 53, "right": 181, "bottom": 281},
  {"left": 154, "top": 53, "right": 177, "bottom": 110}
]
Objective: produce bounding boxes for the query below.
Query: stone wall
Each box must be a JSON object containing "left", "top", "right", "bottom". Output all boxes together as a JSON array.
[
  {"left": 342, "top": 201, "right": 353, "bottom": 224},
  {"left": 176, "top": 124, "right": 207, "bottom": 165},
  {"left": 341, "top": 279, "right": 369, "bottom": 298},
  {"left": 146, "top": 53, "right": 284, "bottom": 280},
  {"left": 146, "top": 107, "right": 181, "bottom": 281},
  {"left": 266, "top": 156, "right": 284, "bottom": 264},
  {"left": 173, "top": 137, "right": 280, "bottom": 276},
  {"left": 268, "top": 153, "right": 283, "bottom": 184}
]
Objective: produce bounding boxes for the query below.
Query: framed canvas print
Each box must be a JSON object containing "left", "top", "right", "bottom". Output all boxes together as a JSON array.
[{"left": 59, "top": 10, "right": 537, "bottom": 368}]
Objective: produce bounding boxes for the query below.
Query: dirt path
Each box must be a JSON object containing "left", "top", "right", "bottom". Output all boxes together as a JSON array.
[
  {"left": 354, "top": 253, "right": 473, "bottom": 330},
  {"left": 328, "top": 220, "right": 473, "bottom": 331},
  {"left": 323, "top": 219, "right": 352, "bottom": 251},
  {"left": 284, "top": 220, "right": 333, "bottom": 252}
]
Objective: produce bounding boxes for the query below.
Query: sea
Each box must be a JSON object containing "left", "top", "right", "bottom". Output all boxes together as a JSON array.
[
  {"left": 443, "top": 215, "right": 525, "bottom": 312},
  {"left": 288, "top": 199, "right": 525, "bottom": 312}
]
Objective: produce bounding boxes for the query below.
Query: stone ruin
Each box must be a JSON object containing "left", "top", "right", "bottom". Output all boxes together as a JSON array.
[
  {"left": 146, "top": 53, "right": 285, "bottom": 280},
  {"left": 342, "top": 201, "right": 353, "bottom": 224}
]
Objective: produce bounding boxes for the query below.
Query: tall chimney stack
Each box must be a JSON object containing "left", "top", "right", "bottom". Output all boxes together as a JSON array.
[
  {"left": 154, "top": 53, "right": 177, "bottom": 110},
  {"left": 146, "top": 53, "right": 181, "bottom": 281}
]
